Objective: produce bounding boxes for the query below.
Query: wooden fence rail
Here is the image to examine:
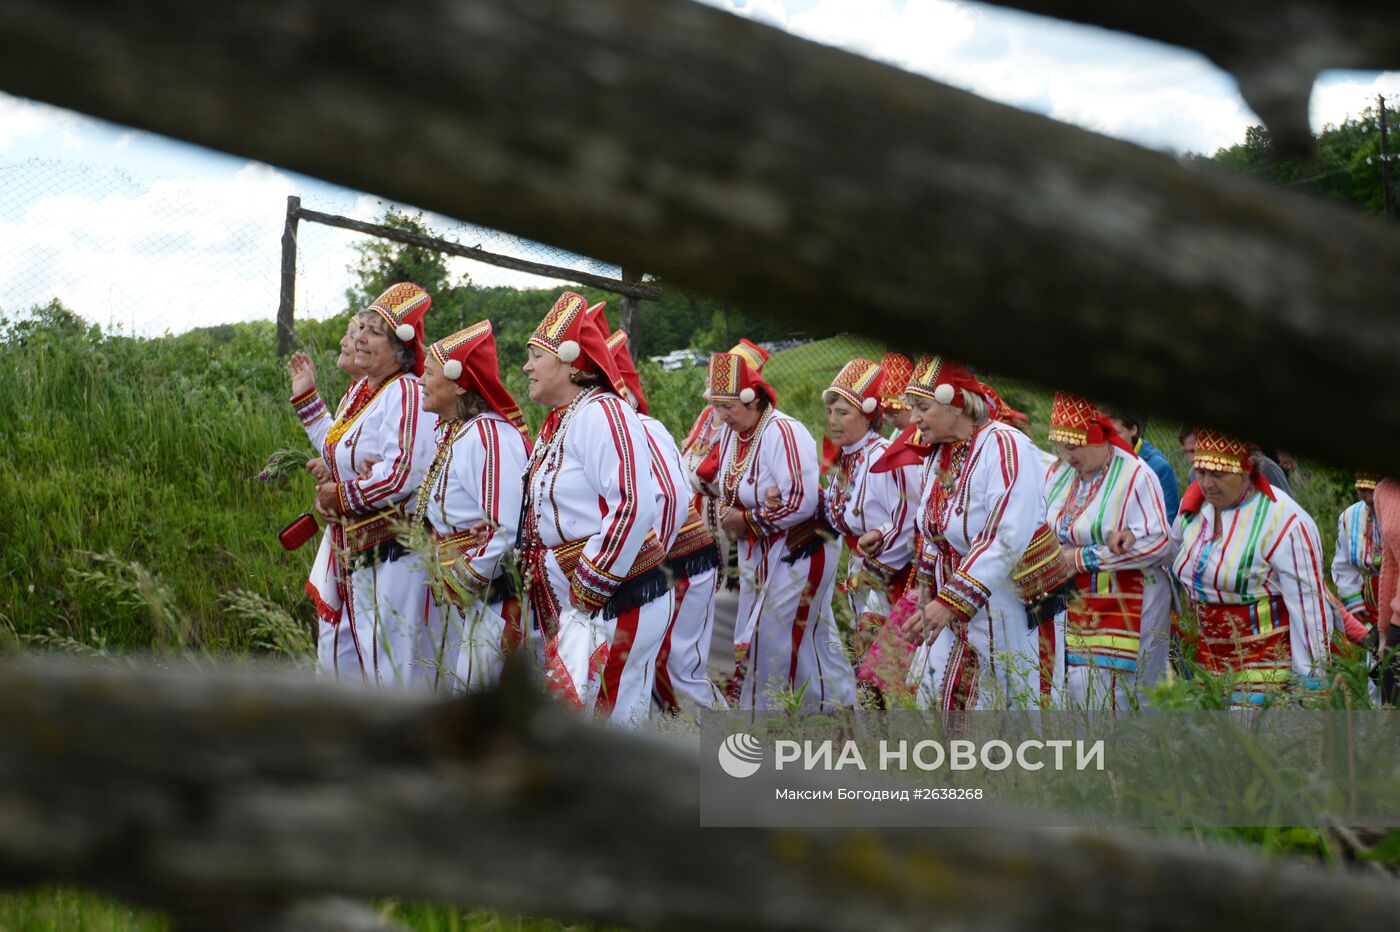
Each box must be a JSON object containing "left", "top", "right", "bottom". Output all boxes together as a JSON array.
[
  {"left": 2, "top": 658, "right": 1399, "bottom": 931},
  {"left": 2, "top": 0, "right": 1399, "bottom": 469}
]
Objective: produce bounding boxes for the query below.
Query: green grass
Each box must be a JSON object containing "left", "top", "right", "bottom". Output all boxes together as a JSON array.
[{"left": 0, "top": 889, "right": 618, "bottom": 932}]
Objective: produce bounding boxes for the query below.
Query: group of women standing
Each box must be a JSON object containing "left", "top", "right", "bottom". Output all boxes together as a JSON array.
[{"left": 286, "top": 282, "right": 1367, "bottom": 720}]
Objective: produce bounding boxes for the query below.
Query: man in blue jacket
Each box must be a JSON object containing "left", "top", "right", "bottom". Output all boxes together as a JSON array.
[{"left": 1103, "top": 407, "right": 1181, "bottom": 522}]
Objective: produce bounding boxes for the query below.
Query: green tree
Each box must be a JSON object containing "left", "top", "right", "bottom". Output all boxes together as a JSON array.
[{"left": 1199, "top": 106, "right": 1400, "bottom": 218}]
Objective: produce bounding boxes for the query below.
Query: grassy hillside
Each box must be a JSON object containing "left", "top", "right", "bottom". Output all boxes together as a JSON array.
[{"left": 0, "top": 313, "right": 1360, "bottom": 655}]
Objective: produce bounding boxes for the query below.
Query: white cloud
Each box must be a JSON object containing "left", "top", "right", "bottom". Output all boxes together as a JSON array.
[
  {"left": 0, "top": 95, "right": 99, "bottom": 154},
  {"left": 0, "top": 161, "right": 313, "bottom": 334},
  {"left": 0, "top": 161, "right": 592, "bottom": 335},
  {"left": 700, "top": 0, "right": 1398, "bottom": 155},
  {"left": 1312, "top": 72, "right": 1400, "bottom": 131}
]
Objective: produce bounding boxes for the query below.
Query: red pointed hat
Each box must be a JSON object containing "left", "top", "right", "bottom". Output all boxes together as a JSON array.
[
  {"left": 428, "top": 320, "right": 532, "bottom": 449},
  {"left": 823, "top": 357, "right": 884, "bottom": 417},
  {"left": 529, "top": 291, "right": 627, "bottom": 398},
  {"left": 605, "top": 329, "right": 648, "bottom": 415},
  {"left": 366, "top": 282, "right": 431, "bottom": 376},
  {"left": 879, "top": 352, "right": 913, "bottom": 413},
  {"left": 905, "top": 354, "right": 980, "bottom": 407},
  {"left": 706, "top": 351, "right": 777, "bottom": 407},
  {"left": 1048, "top": 391, "right": 1134, "bottom": 455},
  {"left": 729, "top": 338, "right": 770, "bottom": 373}
]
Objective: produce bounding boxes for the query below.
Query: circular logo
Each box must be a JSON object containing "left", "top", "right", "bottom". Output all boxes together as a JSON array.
[{"left": 718, "top": 732, "right": 764, "bottom": 778}]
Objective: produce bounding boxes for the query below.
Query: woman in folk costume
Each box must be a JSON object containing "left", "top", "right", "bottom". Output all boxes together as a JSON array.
[
  {"left": 1333, "top": 472, "right": 1383, "bottom": 632},
  {"left": 521, "top": 292, "right": 671, "bottom": 725},
  {"left": 606, "top": 328, "right": 727, "bottom": 713},
  {"left": 308, "top": 283, "right": 439, "bottom": 686},
  {"left": 1170, "top": 430, "right": 1332, "bottom": 704},
  {"left": 899, "top": 355, "right": 1066, "bottom": 710},
  {"left": 1044, "top": 392, "right": 1172, "bottom": 709},
  {"left": 288, "top": 316, "right": 364, "bottom": 675},
  {"left": 414, "top": 321, "right": 532, "bottom": 692},
  {"left": 681, "top": 339, "right": 772, "bottom": 544},
  {"left": 693, "top": 350, "right": 856, "bottom": 712},
  {"left": 820, "top": 358, "right": 919, "bottom": 692}
]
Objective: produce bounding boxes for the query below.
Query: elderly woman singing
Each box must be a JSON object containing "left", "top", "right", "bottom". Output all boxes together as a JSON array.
[
  {"left": 520, "top": 292, "right": 671, "bottom": 725},
  {"left": 693, "top": 350, "right": 856, "bottom": 712},
  {"left": 899, "top": 356, "right": 1057, "bottom": 710},
  {"left": 1044, "top": 393, "right": 1171, "bottom": 709},
  {"left": 306, "top": 283, "right": 438, "bottom": 686},
  {"left": 1171, "top": 430, "right": 1331, "bottom": 704},
  {"left": 414, "top": 321, "right": 532, "bottom": 692}
]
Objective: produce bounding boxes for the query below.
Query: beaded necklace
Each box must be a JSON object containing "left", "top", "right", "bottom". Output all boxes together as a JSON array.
[
  {"left": 827, "top": 432, "right": 877, "bottom": 530},
  {"left": 325, "top": 376, "right": 395, "bottom": 451},
  {"left": 719, "top": 407, "right": 774, "bottom": 521},
  {"left": 523, "top": 387, "right": 599, "bottom": 528},
  {"left": 1055, "top": 461, "right": 1110, "bottom": 541},
  {"left": 412, "top": 419, "right": 465, "bottom": 527}
]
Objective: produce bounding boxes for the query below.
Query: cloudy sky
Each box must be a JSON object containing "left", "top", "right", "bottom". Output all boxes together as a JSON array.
[{"left": 1, "top": 0, "right": 1396, "bottom": 335}]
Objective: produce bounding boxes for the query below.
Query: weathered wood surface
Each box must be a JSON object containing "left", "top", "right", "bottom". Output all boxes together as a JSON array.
[
  {"left": 0, "top": 0, "right": 1398, "bottom": 471},
  {"left": 1, "top": 657, "right": 1399, "bottom": 931},
  {"left": 988, "top": 0, "right": 1400, "bottom": 156},
  {"left": 295, "top": 207, "right": 662, "bottom": 301}
]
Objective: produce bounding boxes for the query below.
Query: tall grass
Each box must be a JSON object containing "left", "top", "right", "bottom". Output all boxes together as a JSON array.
[{"left": 0, "top": 308, "right": 328, "bottom": 651}]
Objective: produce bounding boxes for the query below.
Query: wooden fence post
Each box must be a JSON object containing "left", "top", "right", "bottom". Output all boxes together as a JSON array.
[
  {"left": 619, "top": 268, "right": 643, "bottom": 341},
  {"left": 276, "top": 195, "right": 301, "bottom": 357}
]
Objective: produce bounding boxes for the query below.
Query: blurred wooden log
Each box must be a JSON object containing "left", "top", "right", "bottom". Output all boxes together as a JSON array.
[
  {"left": 0, "top": 0, "right": 1398, "bottom": 469},
  {"left": 987, "top": 0, "right": 1400, "bottom": 156},
  {"left": 1, "top": 657, "right": 1399, "bottom": 930}
]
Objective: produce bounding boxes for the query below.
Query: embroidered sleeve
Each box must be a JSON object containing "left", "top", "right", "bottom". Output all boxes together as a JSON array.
[
  {"left": 336, "top": 379, "right": 431, "bottom": 515},
  {"left": 643, "top": 418, "right": 688, "bottom": 552},
  {"left": 1265, "top": 510, "right": 1332, "bottom": 683},
  {"left": 1074, "top": 462, "right": 1172, "bottom": 573},
  {"left": 292, "top": 385, "right": 333, "bottom": 450},
  {"left": 571, "top": 397, "right": 657, "bottom": 612},
  {"left": 937, "top": 429, "right": 1040, "bottom": 621},
  {"left": 747, "top": 418, "right": 818, "bottom": 537},
  {"left": 439, "top": 419, "right": 528, "bottom": 602},
  {"left": 1331, "top": 506, "right": 1366, "bottom": 611}
]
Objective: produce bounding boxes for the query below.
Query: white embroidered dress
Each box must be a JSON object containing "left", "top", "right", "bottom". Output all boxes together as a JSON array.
[
  {"left": 640, "top": 413, "right": 726, "bottom": 713},
  {"left": 907, "top": 420, "right": 1046, "bottom": 710},
  {"left": 307, "top": 373, "right": 437, "bottom": 687},
  {"left": 416, "top": 412, "right": 529, "bottom": 692},
  {"left": 525, "top": 389, "right": 671, "bottom": 726},
  {"left": 702, "top": 409, "right": 856, "bottom": 712}
]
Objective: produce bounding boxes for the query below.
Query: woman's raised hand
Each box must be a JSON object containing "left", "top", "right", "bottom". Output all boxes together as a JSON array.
[
  {"left": 287, "top": 351, "right": 317, "bottom": 397},
  {"left": 305, "top": 457, "right": 331, "bottom": 482}
]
